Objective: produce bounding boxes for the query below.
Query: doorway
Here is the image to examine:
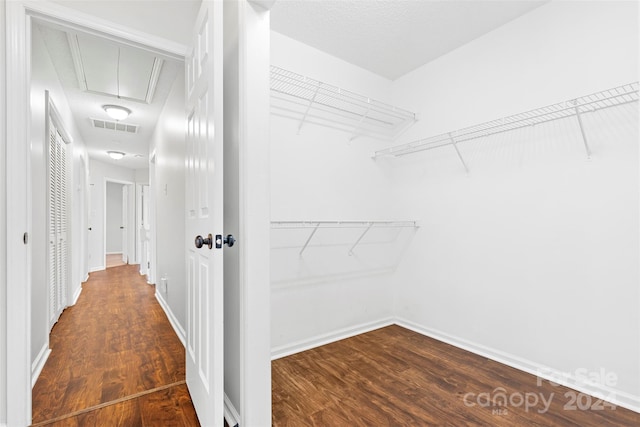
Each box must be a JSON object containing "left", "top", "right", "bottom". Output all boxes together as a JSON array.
[
  {"left": 104, "top": 180, "right": 134, "bottom": 269},
  {"left": 4, "top": 1, "right": 272, "bottom": 425}
]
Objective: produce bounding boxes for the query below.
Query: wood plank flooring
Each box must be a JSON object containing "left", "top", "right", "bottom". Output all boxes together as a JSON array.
[
  {"left": 32, "top": 264, "right": 199, "bottom": 426},
  {"left": 106, "top": 254, "right": 126, "bottom": 268},
  {"left": 272, "top": 325, "right": 640, "bottom": 426}
]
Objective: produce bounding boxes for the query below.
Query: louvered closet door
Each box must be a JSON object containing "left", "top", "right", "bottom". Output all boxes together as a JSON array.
[{"left": 48, "top": 120, "right": 69, "bottom": 329}]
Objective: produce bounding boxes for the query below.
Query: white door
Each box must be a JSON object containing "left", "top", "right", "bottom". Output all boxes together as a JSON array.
[
  {"left": 185, "top": 1, "right": 225, "bottom": 425},
  {"left": 122, "top": 185, "right": 128, "bottom": 263},
  {"left": 47, "top": 118, "right": 69, "bottom": 329}
]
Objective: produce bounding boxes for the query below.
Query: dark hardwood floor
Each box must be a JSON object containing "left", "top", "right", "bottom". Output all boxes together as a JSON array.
[
  {"left": 35, "top": 267, "right": 639, "bottom": 426},
  {"left": 272, "top": 325, "right": 640, "bottom": 426},
  {"left": 32, "top": 264, "right": 199, "bottom": 426}
]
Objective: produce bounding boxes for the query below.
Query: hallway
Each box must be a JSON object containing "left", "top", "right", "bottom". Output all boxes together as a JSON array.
[{"left": 32, "top": 265, "right": 199, "bottom": 426}]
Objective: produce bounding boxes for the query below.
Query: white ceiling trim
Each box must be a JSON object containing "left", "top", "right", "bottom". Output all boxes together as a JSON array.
[{"left": 24, "top": 0, "right": 189, "bottom": 61}]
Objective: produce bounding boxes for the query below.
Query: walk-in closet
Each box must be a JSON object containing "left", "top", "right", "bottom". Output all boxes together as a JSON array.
[{"left": 267, "top": 0, "right": 639, "bottom": 423}]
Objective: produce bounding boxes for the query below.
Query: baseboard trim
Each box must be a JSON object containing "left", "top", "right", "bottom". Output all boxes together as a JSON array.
[
  {"left": 271, "top": 317, "right": 395, "bottom": 360},
  {"left": 224, "top": 393, "right": 240, "bottom": 427},
  {"left": 31, "top": 343, "right": 51, "bottom": 388},
  {"left": 71, "top": 285, "right": 82, "bottom": 306},
  {"left": 395, "top": 317, "right": 640, "bottom": 414},
  {"left": 155, "top": 291, "right": 186, "bottom": 347},
  {"left": 88, "top": 266, "right": 104, "bottom": 273}
]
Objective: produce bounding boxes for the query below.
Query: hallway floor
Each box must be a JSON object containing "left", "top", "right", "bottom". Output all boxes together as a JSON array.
[
  {"left": 32, "top": 264, "right": 199, "bottom": 426},
  {"left": 105, "top": 253, "right": 127, "bottom": 268}
]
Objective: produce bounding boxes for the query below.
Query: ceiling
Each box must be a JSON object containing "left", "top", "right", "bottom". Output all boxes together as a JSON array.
[
  {"left": 35, "top": 1, "right": 548, "bottom": 171},
  {"left": 36, "top": 23, "right": 181, "bottom": 170},
  {"left": 270, "top": 0, "right": 548, "bottom": 80}
]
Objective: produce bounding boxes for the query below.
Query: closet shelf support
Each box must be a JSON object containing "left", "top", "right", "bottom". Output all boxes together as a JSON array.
[
  {"left": 349, "top": 102, "right": 372, "bottom": 142},
  {"left": 449, "top": 133, "right": 469, "bottom": 173},
  {"left": 348, "top": 223, "right": 374, "bottom": 256},
  {"left": 299, "top": 223, "right": 320, "bottom": 256},
  {"left": 297, "top": 83, "right": 321, "bottom": 135},
  {"left": 573, "top": 101, "right": 591, "bottom": 158}
]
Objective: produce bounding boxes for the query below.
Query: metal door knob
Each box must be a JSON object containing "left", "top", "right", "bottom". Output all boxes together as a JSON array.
[
  {"left": 195, "top": 233, "right": 213, "bottom": 249},
  {"left": 215, "top": 234, "right": 235, "bottom": 249}
]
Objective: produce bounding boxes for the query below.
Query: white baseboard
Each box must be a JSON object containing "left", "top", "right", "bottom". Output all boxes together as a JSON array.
[
  {"left": 105, "top": 251, "right": 122, "bottom": 255},
  {"left": 224, "top": 393, "right": 241, "bottom": 427},
  {"left": 155, "top": 291, "right": 186, "bottom": 347},
  {"left": 31, "top": 343, "right": 51, "bottom": 388},
  {"left": 271, "top": 317, "right": 395, "bottom": 360},
  {"left": 395, "top": 317, "right": 640, "bottom": 414},
  {"left": 71, "top": 285, "right": 82, "bottom": 306},
  {"left": 88, "top": 265, "right": 105, "bottom": 273}
]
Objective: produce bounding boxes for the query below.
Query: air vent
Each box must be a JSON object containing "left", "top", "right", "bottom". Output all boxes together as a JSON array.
[{"left": 90, "top": 118, "right": 139, "bottom": 134}]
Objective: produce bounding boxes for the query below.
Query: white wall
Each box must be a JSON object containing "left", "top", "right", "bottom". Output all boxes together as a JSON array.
[
  {"left": 390, "top": 0, "right": 639, "bottom": 410},
  {"left": 0, "top": 0, "right": 7, "bottom": 423},
  {"left": 149, "top": 70, "right": 186, "bottom": 337},
  {"left": 270, "top": 32, "right": 410, "bottom": 355},
  {"left": 87, "top": 159, "right": 135, "bottom": 271},
  {"left": 105, "top": 182, "right": 124, "bottom": 254},
  {"left": 135, "top": 168, "right": 149, "bottom": 185},
  {"left": 30, "top": 24, "right": 88, "bottom": 370}
]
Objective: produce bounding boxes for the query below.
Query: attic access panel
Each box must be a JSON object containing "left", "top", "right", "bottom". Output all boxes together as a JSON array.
[{"left": 68, "top": 33, "right": 163, "bottom": 104}]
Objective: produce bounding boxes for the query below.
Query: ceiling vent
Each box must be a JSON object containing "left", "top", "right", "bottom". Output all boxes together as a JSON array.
[{"left": 91, "top": 118, "right": 139, "bottom": 133}]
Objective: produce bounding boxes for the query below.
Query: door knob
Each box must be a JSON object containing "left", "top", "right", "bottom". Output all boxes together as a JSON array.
[
  {"left": 195, "top": 233, "right": 213, "bottom": 249},
  {"left": 215, "top": 234, "right": 235, "bottom": 249}
]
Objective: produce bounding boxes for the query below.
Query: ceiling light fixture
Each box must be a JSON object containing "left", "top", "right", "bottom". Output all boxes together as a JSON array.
[
  {"left": 103, "top": 105, "right": 131, "bottom": 121},
  {"left": 107, "top": 151, "right": 125, "bottom": 160}
]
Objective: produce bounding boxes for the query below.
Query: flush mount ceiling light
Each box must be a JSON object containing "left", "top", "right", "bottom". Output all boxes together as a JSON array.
[
  {"left": 102, "top": 105, "right": 131, "bottom": 121},
  {"left": 107, "top": 151, "right": 125, "bottom": 160}
]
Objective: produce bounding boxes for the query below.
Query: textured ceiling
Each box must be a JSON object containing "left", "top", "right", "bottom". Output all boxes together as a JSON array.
[
  {"left": 37, "top": 23, "right": 180, "bottom": 170},
  {"left": 270, "top": 0, "right": 548, "bottom": 80}
]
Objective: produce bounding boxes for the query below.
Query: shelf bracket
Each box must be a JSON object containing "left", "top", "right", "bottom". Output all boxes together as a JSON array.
[
  {"left": 348, "top": 101, "right": 372, "bottom": 142},
  {"left": 297, "top": 83, "right": 321, "bottom": 135},
  {"left": 348, "top": 222, "right": 373, "bottom": 256},
  {"left": 449, "top": 133, "right": 469, "bottom": 173},
  {"left": 573, "top": 101, "right": 592, "bottom": 158},
  {"left": 299, "top": 223, "right": 320, "bottom": 256}
]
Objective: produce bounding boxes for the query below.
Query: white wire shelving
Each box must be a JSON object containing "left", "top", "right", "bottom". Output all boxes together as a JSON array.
[
  {"left": 373, "top": 82, "right": 639, "bottom": 170},
  {"left": 271, "top": 220, "right": 419, "bottom": 256},
  {"left": 270, "top": 66, "right": 417, "bottom": 142}
]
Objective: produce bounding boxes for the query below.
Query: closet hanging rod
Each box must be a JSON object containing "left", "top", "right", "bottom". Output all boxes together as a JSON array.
[
  {"left": 374, "top": 82, "right": 638, "bottom": 159},
  {"left": 271, "top": 220, "right": 419, "bottom": 229}
]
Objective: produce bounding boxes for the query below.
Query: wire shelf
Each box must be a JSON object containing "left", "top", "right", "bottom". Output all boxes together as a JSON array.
[
  {"left": 270, "top": 66, "right": 417, "bottom": 141},
  {"left": 271, "top": 220, "right": 419, "bottom": 256},
  {"left": 374, "top": 82, "right": 639, "bottom": 159},
  {"left": 271, "top": 220, "right": 419, "bottom": 229}
]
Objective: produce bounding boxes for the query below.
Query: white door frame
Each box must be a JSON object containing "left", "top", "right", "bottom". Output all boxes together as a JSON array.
[
  {"left": 1, "top": 1, "right": 8, "bottom": 421},
  {"left": 103, "top": 178, "right": 133, "bottom": 268},
  {"left": 4, "top": 1, "right": 271, "bottom": 425}
]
